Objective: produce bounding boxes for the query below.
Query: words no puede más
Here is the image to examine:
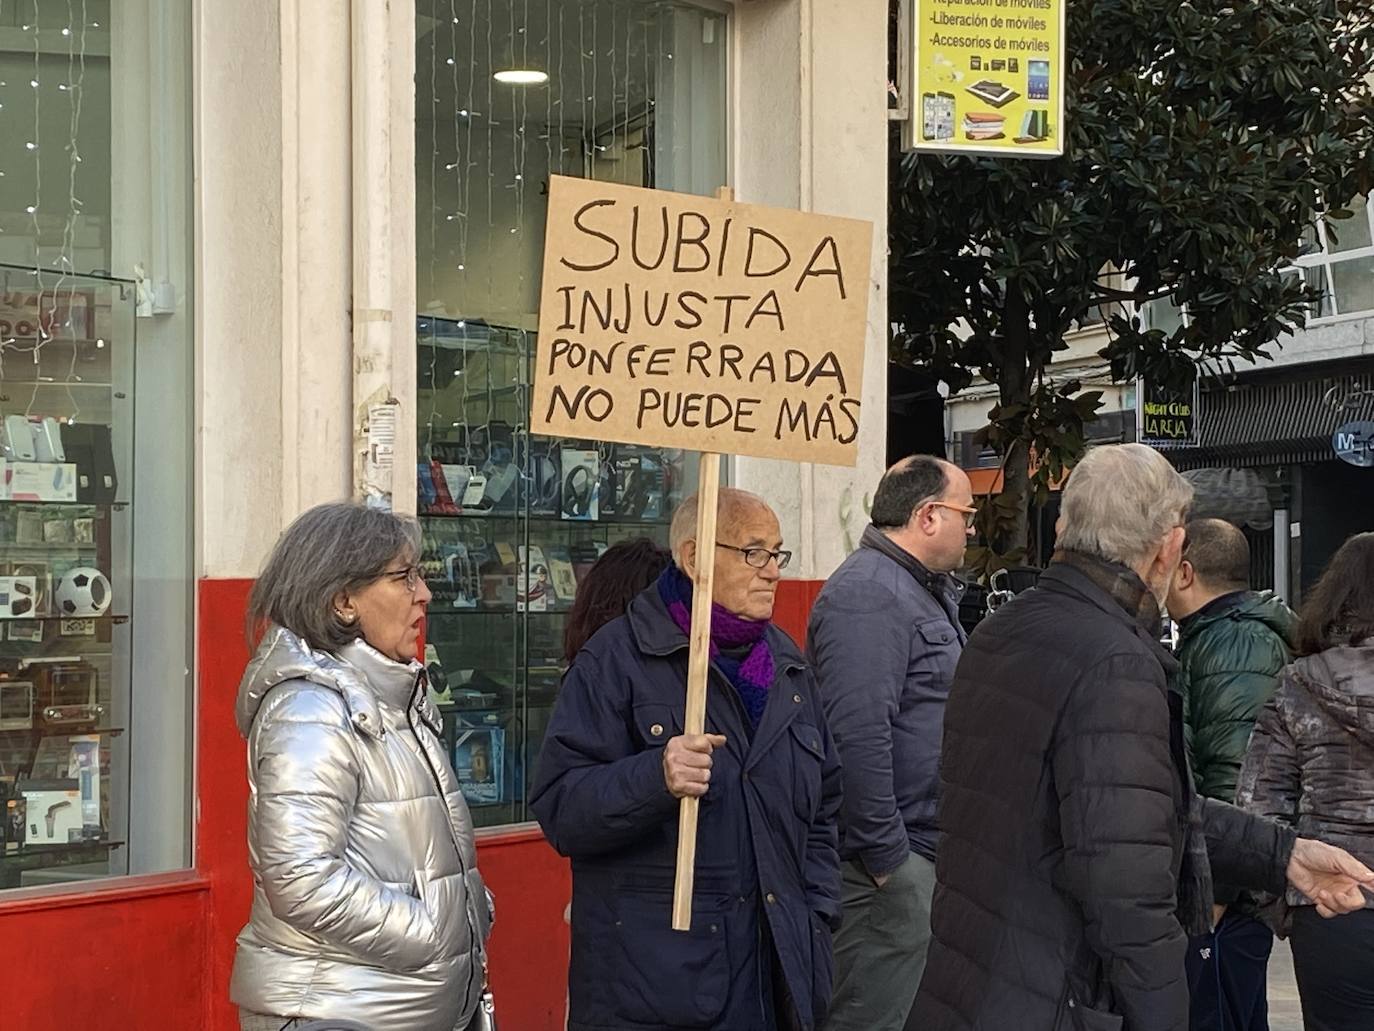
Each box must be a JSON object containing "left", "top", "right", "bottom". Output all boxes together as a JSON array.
[{"left": 542, "top": 197, "right": 862, "bottom": 446}]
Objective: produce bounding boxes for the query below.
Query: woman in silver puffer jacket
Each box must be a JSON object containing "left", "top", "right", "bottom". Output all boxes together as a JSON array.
[{"left": 230, "top": 503, "right": 493, "bottom": 1031}]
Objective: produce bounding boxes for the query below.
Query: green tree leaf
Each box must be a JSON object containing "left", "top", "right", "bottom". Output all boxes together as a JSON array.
[{"left": 890, "top": 0, "right": 1374, "bottom": 577}]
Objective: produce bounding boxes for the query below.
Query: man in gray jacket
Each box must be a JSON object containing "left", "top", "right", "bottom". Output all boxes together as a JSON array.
[{"left": 807, "top": 454, "right": 974, "bottom": 1031}]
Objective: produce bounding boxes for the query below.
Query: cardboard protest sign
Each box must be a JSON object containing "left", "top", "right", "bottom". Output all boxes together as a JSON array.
[{"left": 531, "top": 175, "right": 874, "bottom": 467}]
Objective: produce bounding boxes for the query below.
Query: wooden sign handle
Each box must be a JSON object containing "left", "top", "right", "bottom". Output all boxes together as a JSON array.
[
  {"left": 671, "top": 450, "right": 722, "bottom": 931},
  {"left": 671, "top": 186, "right": 734, "bottom": 933}
]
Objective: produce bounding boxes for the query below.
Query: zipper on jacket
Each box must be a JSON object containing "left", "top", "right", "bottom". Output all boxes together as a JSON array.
[{"left": 406, "top": 675, "right": 481, "bottom": 1017}]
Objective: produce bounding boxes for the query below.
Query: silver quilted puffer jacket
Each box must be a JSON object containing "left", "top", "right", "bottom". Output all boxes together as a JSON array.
[{"left": 229, "top": 626, "right": 493, "bottom": 1031}]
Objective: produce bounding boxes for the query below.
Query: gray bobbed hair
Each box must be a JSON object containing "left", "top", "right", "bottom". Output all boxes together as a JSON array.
[{"left": 247, "top": 501, "right": 421, "bottom": 652}]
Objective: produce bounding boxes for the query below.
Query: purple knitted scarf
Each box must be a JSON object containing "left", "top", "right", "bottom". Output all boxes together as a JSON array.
[{"left": 657, "top": 564, "right": 775, "bottom": 730}]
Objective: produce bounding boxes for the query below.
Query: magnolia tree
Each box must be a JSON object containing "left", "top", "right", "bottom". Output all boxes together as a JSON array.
[{"left": 890, "top": 0, "right": 1374, "bottom": 575}]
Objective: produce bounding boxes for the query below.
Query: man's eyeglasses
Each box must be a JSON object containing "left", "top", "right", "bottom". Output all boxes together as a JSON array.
[
  {"left": 716, "top": 542, "right": 793, "bottom": 570},
  {"left": 381, "top": 564, "right": 424, "bottom": 594},
  {"left": 930, "top": 501, "right": 978, "bottom": 529}
]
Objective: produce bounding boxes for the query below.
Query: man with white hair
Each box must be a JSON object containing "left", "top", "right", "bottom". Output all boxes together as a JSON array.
[
  {"left": 911, "top": 443, "right": 1374, "bottom": 1031},
  {"left": 532, "top": 488, "right": 843, "bottom": 1031}
]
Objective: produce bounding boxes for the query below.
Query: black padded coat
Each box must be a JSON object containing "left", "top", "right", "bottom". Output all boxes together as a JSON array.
[{"left": 911, "top": 560, "right": 1296, "bottom": 1031}]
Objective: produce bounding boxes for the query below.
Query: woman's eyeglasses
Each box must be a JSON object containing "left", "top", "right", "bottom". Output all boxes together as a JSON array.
[
  {"left": 716, "top": 542, "right": 793, "bottom": 570},
  {"left": 381, "top": 565, "right": 424, "bottom": 593}
]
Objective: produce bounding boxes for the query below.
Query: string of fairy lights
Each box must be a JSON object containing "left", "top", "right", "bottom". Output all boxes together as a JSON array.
[
  {"left": 0, "top": 1, "right": 101, "bottom": 427},
  {"left": 419, "top": 0, "right": 701, "bottom": 453}
]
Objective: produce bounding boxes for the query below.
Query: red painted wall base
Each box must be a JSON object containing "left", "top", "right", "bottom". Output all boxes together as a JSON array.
[
  {"left": 773, "top": 578, "right": 823, "bottom": 647},
  {"left": 0, "top": 575, "right": 824, "bottom": 1030},
  {"left": 0, "top": 876, "right": 210, "bottom": 1029}
]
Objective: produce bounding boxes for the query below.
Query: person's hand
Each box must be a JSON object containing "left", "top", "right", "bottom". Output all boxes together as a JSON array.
[
  {"left": 662, "top": 733, "right": 727, "bottom": 799},
  {"left": 1287, "top": 838, "right": 1374, "bottom": 917}
]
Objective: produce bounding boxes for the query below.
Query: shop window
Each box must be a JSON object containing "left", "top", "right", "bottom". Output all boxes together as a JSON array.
[
  {"left": 1142, "top": 196, "right": 1374, "bottom": 331},
  {"left": 416, "top": 0, "right": 728, "bottom": 829},
  {"left": 0, "top": 3, "right": 194, "bottom": 890},
  {"left": 1294, "top": 194, "right": 1374, "bottom": 321}
]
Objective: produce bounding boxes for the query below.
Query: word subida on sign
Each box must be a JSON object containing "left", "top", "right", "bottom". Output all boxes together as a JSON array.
[{"left": 531, "top": 176, "right": 874, "bottom": 467}]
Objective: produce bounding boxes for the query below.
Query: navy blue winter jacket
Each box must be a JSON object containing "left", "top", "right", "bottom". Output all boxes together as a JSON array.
[
  {"left": 806, "top": 529, "right": 965, "bottom": 873},
  {"left": 530, "top": 585, "right": 843, "bottom": 1031}
]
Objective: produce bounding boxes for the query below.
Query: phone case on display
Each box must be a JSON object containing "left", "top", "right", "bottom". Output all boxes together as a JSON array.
[
  {"left": 4, "top": 415, "right": 36, "bottom": 462},
  {"left": 32, "top": 418, "right": 65, "bottom": 463},
  {"left": 2, "top": 790, "right": 26, "bottom": 851},
  {"left": 59, "top": 423, "right": 117, "bottom": 503},
  {"left": 493, "top": 541, "right": 517, "bottom": 570},
  {"left": 19, "top": 780, "right": 81, "bottom": 845},
  {"left": 0, "top": 679, "right": 34, "bottom": 730},
  {"left": 516, "top": 546, "right": 550, "bottom": 613},
  {"left": 570, "top": 540, "right": 602, "bottom": 585},
  {"left": 479, "top": 570, "right": 517, "bottom": 608},
  {"left": 613, "top": 448, "right": 664, "bottom": 520},
  {"left": 438, "top": 464, "right": 471, "bottom": 508},
  {"left": 546, "top": 546, "right": 578, "bottom": 607},
  {"left": 638, "top": 452, "right": 665, "bottom": 520},
  {"left": 460, "top": 470, "right": 487, "bottom": 508},
  {"left": 482, "top": 462, "right": 519, "bottom": 510},
  {"left": 429, "top": 461, "right": 459, "bottom": 514},
  {"left": 523, "top": 438, "right": 561, "bottom": 516},
  {"left": 0, "top": 577, "right": 38, "bottom": 618},
  {"left": 560, "top": 449, "right": 600, "bottom": 521},
  {"left": 9, "top": 563, "right": 49, "bottom": 614},
  {"left": 417, "top": 462, "right": 439, "bottom": 512},
  {"left": 450, "top": 714, "right": 506, "bottom": 806},
  {"left": 29, "top": 659, "right": 101, "bottom": 728},
  {"left": 598, "top": 447, "right": 619, "bottom": 518},
  {"left": 660, "top": 450, "right": 687, "bottom": 508},
  {"left": 441, "top": 542, "right": 480, "bottom": 609}
]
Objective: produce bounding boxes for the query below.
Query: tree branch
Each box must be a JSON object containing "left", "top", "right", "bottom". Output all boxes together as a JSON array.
[{"left": 1089, "top": 283, "right": 1176, "bottom": 304}]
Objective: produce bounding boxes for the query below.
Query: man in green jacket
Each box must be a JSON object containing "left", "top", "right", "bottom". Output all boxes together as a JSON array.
[{"left": 1167, "top": 517, "right": 1297, "bottom": 1031}]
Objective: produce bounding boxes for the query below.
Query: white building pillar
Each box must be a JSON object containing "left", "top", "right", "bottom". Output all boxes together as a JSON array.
[
  {"left": 350, "top": 0, "right": 417, "bottom": 514},
  {"left": 732, "top": 0, "right": 889, "bottom": 580},
  {"left": 199, "top": 0, "right": 417, "bottom": 578}
]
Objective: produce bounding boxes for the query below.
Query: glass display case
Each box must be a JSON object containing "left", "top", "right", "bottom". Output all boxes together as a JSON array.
[
  {"left": 417, "top": 315, "right": 698, "bottom": 827},
  {"left": 0, "top": 264, "right": 135, "bottom": 887},
  {"left": 415, "top": 0, "right": 728, "bottom": 829}
]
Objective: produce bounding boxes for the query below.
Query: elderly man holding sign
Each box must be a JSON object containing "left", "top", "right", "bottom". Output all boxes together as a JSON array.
[
  {"left": 529, "top": 174, "right": 871, "bottom": 1031},
  {"left": 531, "top": 487, "right": 842, "bottom": 1030}
]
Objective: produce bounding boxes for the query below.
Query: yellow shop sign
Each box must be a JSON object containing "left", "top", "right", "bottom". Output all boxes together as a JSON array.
[{"left": 909, "top": 0, "right": 1065, "bottom": 157}]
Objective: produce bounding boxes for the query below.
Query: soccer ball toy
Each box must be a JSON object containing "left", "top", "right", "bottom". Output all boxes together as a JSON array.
[{"left": 55, "top": 567, "right": 112, "bottom": 617}]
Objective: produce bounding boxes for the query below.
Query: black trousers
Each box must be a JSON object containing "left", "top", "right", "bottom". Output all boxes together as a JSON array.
[
  {"left": 1291, "top": 905, "right": 1374, "bottom": 1031},
  {"left": 1184, "top": 910, "right": 1273, "bottom": 1031}
]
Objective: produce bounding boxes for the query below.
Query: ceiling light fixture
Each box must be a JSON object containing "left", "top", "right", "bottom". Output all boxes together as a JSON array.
[{"left": 494, "top": 69, "right": 549, "bottom": 86}]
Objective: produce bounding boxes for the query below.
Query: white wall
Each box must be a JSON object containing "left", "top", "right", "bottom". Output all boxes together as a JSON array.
[
  {"left": 196, "top": 0, "right": 288, "bottom": 579},
  {"left": 282, "top": 0, "right": 354, "bottom": 522},
  {"left": 732, "top": 0, "right": 889, "bottom": 579},
  {"left": 198, "top": 0, "right": 408, "bottom": 577},
  {"left": 1249, "top": 315, "right": 1374, "bottom": 371}
]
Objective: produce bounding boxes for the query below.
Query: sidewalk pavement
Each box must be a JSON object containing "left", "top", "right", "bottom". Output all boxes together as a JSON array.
[{"left": 1268, "top": 937, "right": 1302, "bottom": 1031}]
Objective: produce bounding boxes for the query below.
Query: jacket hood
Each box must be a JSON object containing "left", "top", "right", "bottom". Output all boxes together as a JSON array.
[
  {"left": 1293, "top": 644, "right": 1374, "bottom": 746},
  {"left": 234, "top": 625, "right": 425, "bottom": 740},
  {"left": 1184, "top": 591, "right": 1297, "bottom": 647}
]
